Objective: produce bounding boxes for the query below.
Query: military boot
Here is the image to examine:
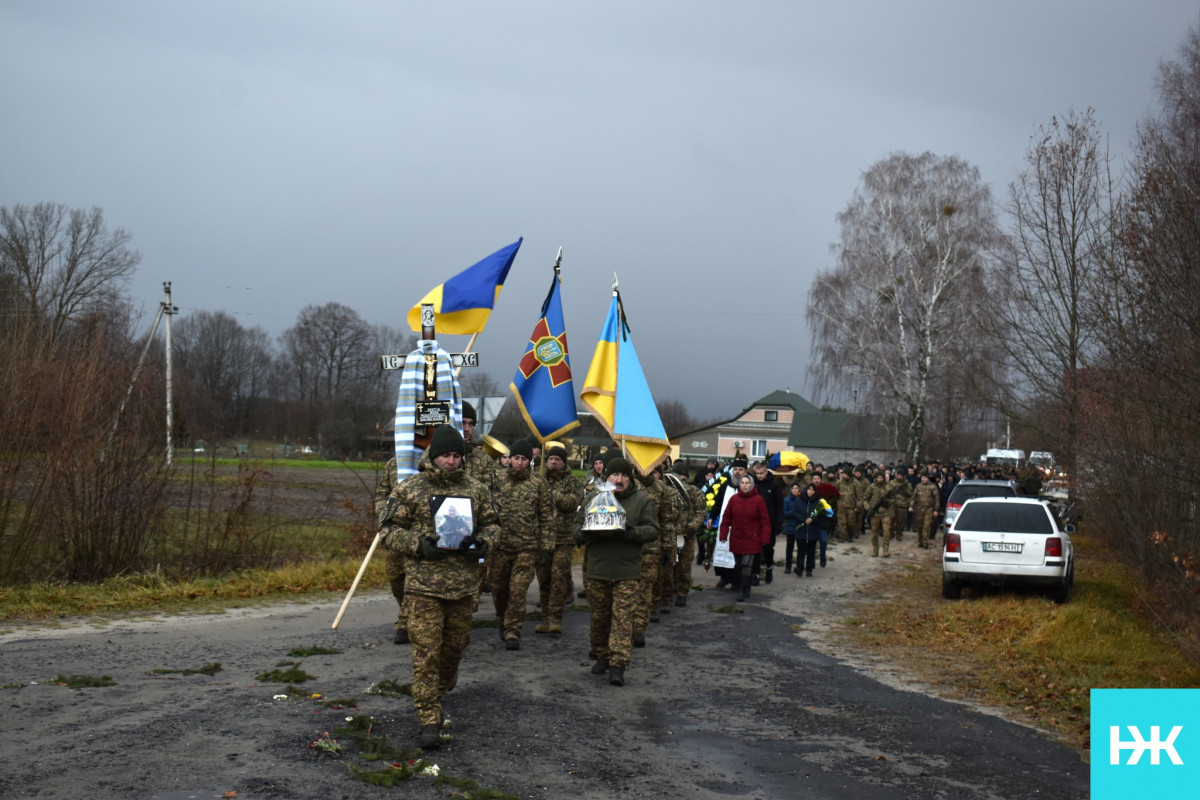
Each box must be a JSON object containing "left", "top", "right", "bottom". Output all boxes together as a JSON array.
[
  {"left": 419, "top": 724, "right": 441, "bottom": 749},
  {"left": 609, "top": 668, "right": 625, "bottom": 686}
]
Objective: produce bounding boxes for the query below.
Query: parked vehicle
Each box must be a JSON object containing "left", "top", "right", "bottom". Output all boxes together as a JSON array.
[
  {"left": 941, "top": 497, "right": 1075, "bottom": 603},
  {"left": 980, "top": 448, "right": 1025, "bottom": 468},
  {"left": 942, "top": 478, "right": 1021, "bottom": 531}
]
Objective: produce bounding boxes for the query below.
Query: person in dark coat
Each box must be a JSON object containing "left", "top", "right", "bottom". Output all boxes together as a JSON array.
[
  {"left": 795, "top": 483, "right": 833, "bottom": 577},
  {"left": 781, "top": 481, "right": 805, "bottom": 574},
  {"left": 717, "top": 474, "right": 771, "bottom": 602},
  {"left": 752, "top": 462, "right": 784, "bottom": 584}
]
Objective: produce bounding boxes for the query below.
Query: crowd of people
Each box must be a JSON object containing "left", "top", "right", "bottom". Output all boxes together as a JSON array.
[{"left": 371, "top": 404, "right": 1042, "bottom": 749}]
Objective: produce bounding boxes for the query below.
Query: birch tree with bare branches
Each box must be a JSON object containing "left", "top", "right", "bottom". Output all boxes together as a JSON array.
[
  {"left": 980, "top": 109, "right": 1116, "bottom": 470},
  {"left": 807, "top": 152, "right": 1004, "bottom": 463}
]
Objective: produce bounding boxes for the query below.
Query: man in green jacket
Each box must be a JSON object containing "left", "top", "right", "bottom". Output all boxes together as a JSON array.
[{"left": 575, "top": 457, "right": 659, "bottom": 686}]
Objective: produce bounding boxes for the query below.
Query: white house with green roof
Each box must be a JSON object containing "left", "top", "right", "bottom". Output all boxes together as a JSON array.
[{"left": 674, "top": 389, "right": 900, "bottom": 467}]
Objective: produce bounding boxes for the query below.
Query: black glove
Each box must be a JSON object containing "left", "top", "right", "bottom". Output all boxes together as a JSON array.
[
  {"left": 660, "top": 549, "right": 671, "bottom": 566},
  {"left": 536, "top": 549, "right": 553, "bottom": 567},
  {"left": 457, "top": 535, "right": 485, "bottom": 554},
  {"left": 617, "top": 523, "right": 637, "bottom": 542},
  {"left": 418, "top": 536, "right": 449, "bottom": 560}
]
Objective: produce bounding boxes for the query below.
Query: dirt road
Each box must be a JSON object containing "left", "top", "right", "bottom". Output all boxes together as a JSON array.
[{"left": 0, "top": 535, "right": 1088, "bottom": 799}]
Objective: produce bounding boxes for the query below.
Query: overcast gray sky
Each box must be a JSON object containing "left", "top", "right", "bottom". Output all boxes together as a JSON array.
[{"left": 2, "top": 1, "right": 1196, "bottom": 421}]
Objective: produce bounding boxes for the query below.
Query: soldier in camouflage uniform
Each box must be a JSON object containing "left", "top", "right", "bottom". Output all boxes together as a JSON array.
[
  {"left": 909, "top": 472, "right": 941, "bottom": 549},
  {"left": 888, "top": 469, "right": 914, "bottom": 540},
  {"left": 632, "top": 468, "right": 673, "bottom": 645},
  {"left": 650, "top": 464, "right": 685, "bottom": 615},
  {"left": 535, "top": 444, "right": 585, "bottom": 635},
  {"left": 489, "top": 438, "right": 553, "bottom": 650},
  {"left": 851, "top": 466, "right": 870, "bottom": 539},
  {"left": 575, "top": 457, "right": 659, "bottom": 686},
  {"left": 373, "top": 457, "right": 408, "bottom": 644},
  {"left": 834, "top": 468, "right": 859, "bottom": 543},
  {"left": 862, "top": 470, "right": 900, "bottom": 557},
  {"left": 378, "top": 425, "right": 499, "bottom": 749},
  {"left": 668, "top": 462, "right": 708, "bottom": 607}
]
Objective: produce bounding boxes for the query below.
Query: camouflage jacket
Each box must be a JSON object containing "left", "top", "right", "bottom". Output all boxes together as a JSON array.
[
  {"left": 493, "top": 466, "right": 554, "bottom": 552},
  {"left": 379, "top": 465, "right": 499, "bottom": 600},
  {"left": 862, "top": 480, "right": 901, "bottom": 516},
  {"left": 463, "top": 442, "right": 497, "bottom": 486},
  {"left": 664, "top": 473, "right": 707, "bottom": 536},
  {"left": 373, "top": 457, "right": 400, "bottom": 519},
  {"left": 888, "top": 477, "right": 914, "bottom": 507},
  {"left": 544, "top": 467, "right": 586, "bottom": 546},
  {"left": 911, "top": 481, "right": 940, "bottom": 511},
  {"left": 837, "top": 475, "right": 862, "bottom": 511},
  {"left": 638, "top": 476, "right": 678, "bottom": 552}
]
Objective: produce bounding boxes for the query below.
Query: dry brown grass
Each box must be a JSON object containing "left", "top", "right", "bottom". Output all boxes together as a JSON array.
[{"left": 831, "top": 532, "right": 1200, "bottom": 756}]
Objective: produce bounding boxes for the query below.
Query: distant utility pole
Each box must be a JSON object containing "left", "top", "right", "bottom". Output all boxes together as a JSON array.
[
  {"left": 107, "top": 282, "right": 178, "bottom": 466},
  {"left": 163, "top": 282, "right": 176, "bottom": 467}
]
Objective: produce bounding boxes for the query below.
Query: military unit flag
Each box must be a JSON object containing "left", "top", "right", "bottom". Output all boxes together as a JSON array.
[
  {"left": 509, "top": 266, "right": 580, "bottom": 442},
  {"left": 579, "top": 292, "right": 670, "bottom": 473},
  {"left": 406, "top": 238, "right": 523, "bottom": 335}
]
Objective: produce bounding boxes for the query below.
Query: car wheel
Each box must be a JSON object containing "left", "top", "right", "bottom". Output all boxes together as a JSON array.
[
  {"left": 941, "top": 571, "right": 962, "bottom": 600},
  {"left": 1051, "top": 562, "right": 1074, "bottom": 605}
]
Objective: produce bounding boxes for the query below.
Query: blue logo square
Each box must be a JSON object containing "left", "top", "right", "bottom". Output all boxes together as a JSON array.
[{"left": 1091, "top": 688, "right": 1200, "bottom": 798}]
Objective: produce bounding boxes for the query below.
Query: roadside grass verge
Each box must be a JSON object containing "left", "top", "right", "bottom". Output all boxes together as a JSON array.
[
  {"left": 835, "top": 532, "right": 1200, "bottom": 756},
  {"left": 0, "top": 556, "right": 387, "bottom": 624}
]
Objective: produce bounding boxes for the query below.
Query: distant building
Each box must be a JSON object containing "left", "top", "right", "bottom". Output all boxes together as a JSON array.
[{"left": 674, "top": 389, "right": 900, "bottom": 467}]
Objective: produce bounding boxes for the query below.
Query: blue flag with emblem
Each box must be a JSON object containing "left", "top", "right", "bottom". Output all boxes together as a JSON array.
[{"left": 509, "top": 257, "right": 580, "bottom": 442}]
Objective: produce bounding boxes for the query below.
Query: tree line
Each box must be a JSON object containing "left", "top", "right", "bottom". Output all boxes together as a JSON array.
[{"left": 807, "top": 18, "right": 1200, "bottom": 642}]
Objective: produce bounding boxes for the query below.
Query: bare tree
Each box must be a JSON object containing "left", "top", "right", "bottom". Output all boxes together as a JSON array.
[
  {"left": 279, "top": 303, "right": 373, "bottom": 404},
  {"left": 0, "top": 203, "right": 140, "bottom": 341},
  {"left": 981, "top": 109, "right": 1115, "bottom": 470},
  {"left": 173, "top": 310, "right": 274, "bottom": 437},
  {"left": 656, "top": 398, "right": 698, "bottom": 438},
  {"left": 1084, "top": 14, "right": 1200, "bottom": 640},
  {"left": 807, "top": 152, "right": 1005, "bottom": 462}
]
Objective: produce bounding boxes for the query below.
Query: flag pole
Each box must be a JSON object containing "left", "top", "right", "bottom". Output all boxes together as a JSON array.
[{"left": 537, "top": 247, "right": 565, "bottom": 478}]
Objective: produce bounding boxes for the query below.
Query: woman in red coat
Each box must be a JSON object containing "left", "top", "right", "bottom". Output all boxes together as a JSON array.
[{"left": 718, "top": 474, "right": 772, "bottom": 602}]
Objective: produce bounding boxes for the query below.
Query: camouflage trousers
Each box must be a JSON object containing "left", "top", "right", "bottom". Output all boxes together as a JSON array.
[
  {"left": 406, "top": 592, "right": 474, "bottom": 726},
  {"left": 892, "top": 506, "right": 907, "bottom": 538},
  {"left": 536, "top": 542, "right": 576, "bottom": 626},
  {"left": 674, "top": 535, "right": 696, "bottom": 599},
  {"left": 385, "top": 551, "right": 408, "bottom": 631},
  {"left": 869, "top": 514, "right": 894, "bottom": 556},
  {"left": 632, "top": 548, "right": 660, "bottom": 635},
  {"left": 656, "top": 544, "right": 677, "bottom": 609},
  {"left": 489, "top": 548, "right": 537, "bottom": 641},
  {"left": 914, "top": 507, "right": 936, "bottom": 547},
  {"left": 585, "top": 577, "right": 640, "bottom": 670},
  {"left": 836, "top": 511, "right": 856, "bottom": 542}
]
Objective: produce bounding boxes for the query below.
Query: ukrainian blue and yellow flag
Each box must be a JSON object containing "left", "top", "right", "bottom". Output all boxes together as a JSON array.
[
  {"left": 510, "top": 268, "right": 580, "bottom": 442},
  {"left": 406, "top": 238, "right": 522, "bottom": 334},
  {"left": 579, "top": 292, "right": 670, "bottom": 474}
]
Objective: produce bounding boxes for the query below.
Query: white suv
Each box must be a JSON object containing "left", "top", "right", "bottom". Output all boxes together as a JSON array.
[{"left": 941, "top": 497, "right": 1075, "bottom": 603}]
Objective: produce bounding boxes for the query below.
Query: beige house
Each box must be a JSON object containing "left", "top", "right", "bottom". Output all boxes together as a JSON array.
[{"left": 675, "top": 389, "right": 900, "bottom": 467}]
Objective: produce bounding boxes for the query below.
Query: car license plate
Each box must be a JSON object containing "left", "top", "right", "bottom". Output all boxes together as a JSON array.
[{"left": 982, "top": 542, "right": 1023, "bottom": 553}]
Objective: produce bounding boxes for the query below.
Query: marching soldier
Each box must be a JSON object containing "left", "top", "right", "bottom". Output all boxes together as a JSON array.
[
  {"left": 576, "top": 457, "right": 659, "bottom": 686},
  {"left": 535, "top": 444, "right": 585, "bottom": 635},
  {"left": 373, "top": 456, "right": 409, "bottom": 644},
  {"left": 490, "top": 439, "right": 553, "bottom": 650},
  {"left": 910, "top": 472, "right": 941, "bottom": 549},
  {"left": 378, "top": 425, "right": 498, "bottom": 749}
]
